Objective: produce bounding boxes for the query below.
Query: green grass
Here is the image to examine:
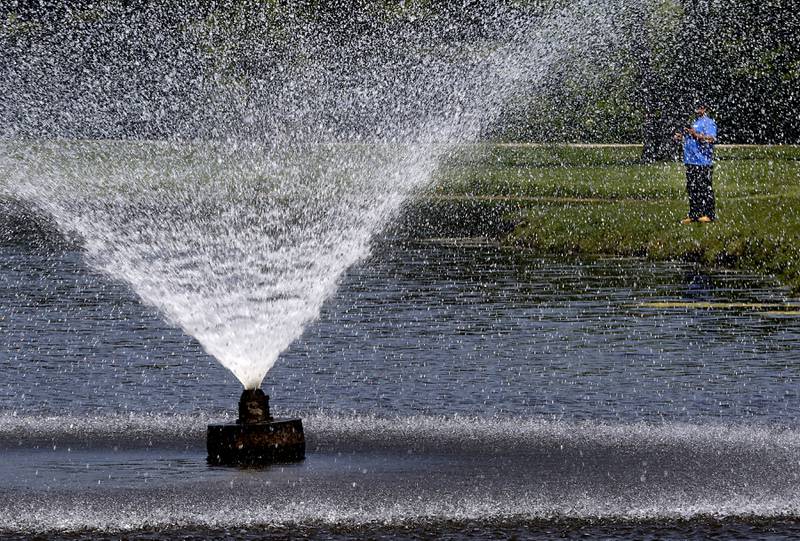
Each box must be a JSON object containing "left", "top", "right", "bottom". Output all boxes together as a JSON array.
[
  {"left": 435, "top": 144, "right": 800, "bottom": 200},
  {"left": 431, "top": 144, "right": 800, "bottom": 292}
]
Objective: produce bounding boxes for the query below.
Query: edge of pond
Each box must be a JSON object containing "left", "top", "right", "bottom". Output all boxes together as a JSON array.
[{"left": 397, "top": 196, "right": 800, "bottom": 295}]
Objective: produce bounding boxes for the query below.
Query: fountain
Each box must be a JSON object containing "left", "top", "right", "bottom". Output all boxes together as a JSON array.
[
  {"left": 0, "top": 1, "right": 621, "bottom": 465},
  {"left": 2, "top": 3, "right": 800, "bottom": 538}
]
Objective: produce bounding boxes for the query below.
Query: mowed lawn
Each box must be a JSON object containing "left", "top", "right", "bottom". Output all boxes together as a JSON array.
[{"left": 431, "top": 144, "right": 800, "bottom": 291}]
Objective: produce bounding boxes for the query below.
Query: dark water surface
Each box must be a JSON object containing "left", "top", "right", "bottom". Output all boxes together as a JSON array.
[{"left": 2, "top": 222, "right": 800, "bottom": 538}]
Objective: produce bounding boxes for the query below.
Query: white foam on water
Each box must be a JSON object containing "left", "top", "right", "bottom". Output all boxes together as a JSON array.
[
  {"left": 3, "top": 410, "right": 800, "bottom": 451},
  {"left": 2, "top": 413, "right": 800, "bottom": 532},
  {"left": 1, "top": 460, "right": 800, "bottom": 533}
]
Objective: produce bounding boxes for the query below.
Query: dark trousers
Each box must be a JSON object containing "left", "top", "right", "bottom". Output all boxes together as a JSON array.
[{"left": 685, "top": 164, "right": 715, "bottom": 220}]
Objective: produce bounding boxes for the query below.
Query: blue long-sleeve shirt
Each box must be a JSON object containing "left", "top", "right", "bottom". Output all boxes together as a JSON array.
[{"left": 684, "top": 114, "right": 717, "bottom": 166}]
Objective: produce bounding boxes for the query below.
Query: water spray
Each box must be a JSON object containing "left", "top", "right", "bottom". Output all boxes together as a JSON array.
[{"left": 1, "top": 2, "right": 621, "bottom": 466}]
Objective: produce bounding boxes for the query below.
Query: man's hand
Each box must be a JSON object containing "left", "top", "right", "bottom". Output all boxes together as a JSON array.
[{"left": 685, "top": 127, "right": 715, "bottom": 143}]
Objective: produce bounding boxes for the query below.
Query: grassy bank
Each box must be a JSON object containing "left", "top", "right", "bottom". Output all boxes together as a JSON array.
[{"left": 428, "top": 144, "right": 800, "bottom": 292}]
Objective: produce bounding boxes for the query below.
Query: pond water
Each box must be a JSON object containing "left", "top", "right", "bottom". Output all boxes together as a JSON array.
[
  {"left": 2, "top": 229, "right": 799, "bottom": 422},
  {"left": 2, "top": 217, "right": 800, "bottom": 539}
]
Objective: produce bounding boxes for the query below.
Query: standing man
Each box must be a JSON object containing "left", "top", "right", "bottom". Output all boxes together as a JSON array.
[{"left": 675, "top": 103, "right": 717, "bottom": 224}]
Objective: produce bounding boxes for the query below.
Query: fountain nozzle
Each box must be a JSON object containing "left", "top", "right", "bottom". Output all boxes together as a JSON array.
[{"left": 237, "top": 388, "right": 273, "bottom": 424}]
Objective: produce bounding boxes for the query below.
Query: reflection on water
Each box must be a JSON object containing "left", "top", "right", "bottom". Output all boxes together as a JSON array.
[
  {"left": 684, "top": 270, "right": 714, "bottom": 302},
  {"left": 1, "top": 235, "right": 799, "bottom": 424}
]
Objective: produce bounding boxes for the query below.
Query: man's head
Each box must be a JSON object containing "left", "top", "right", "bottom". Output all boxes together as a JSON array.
[{"left": 695, "top": 101, "right": 709, "bottom": 117}]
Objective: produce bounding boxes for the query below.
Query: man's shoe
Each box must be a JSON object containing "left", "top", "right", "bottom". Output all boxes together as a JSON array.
[
  {"left": 680, "top": 216, "right": 695, "bottom": 224},
  {"left": 697, "top": 216, "right": 713, "bottom": 223}
]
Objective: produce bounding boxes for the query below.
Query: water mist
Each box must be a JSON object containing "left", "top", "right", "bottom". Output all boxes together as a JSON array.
[{"left": 0, "top": 1, "right": 622, "bottom": 462}]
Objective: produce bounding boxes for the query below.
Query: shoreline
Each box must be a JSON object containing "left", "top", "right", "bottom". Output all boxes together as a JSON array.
[{"left": 421, "top": 144, "right": 800, "bottom": 293}]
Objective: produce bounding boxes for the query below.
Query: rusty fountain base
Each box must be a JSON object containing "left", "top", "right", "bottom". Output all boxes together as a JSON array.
[{"left": 207, "top": 389, "right": 305, "bottom": 466}]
